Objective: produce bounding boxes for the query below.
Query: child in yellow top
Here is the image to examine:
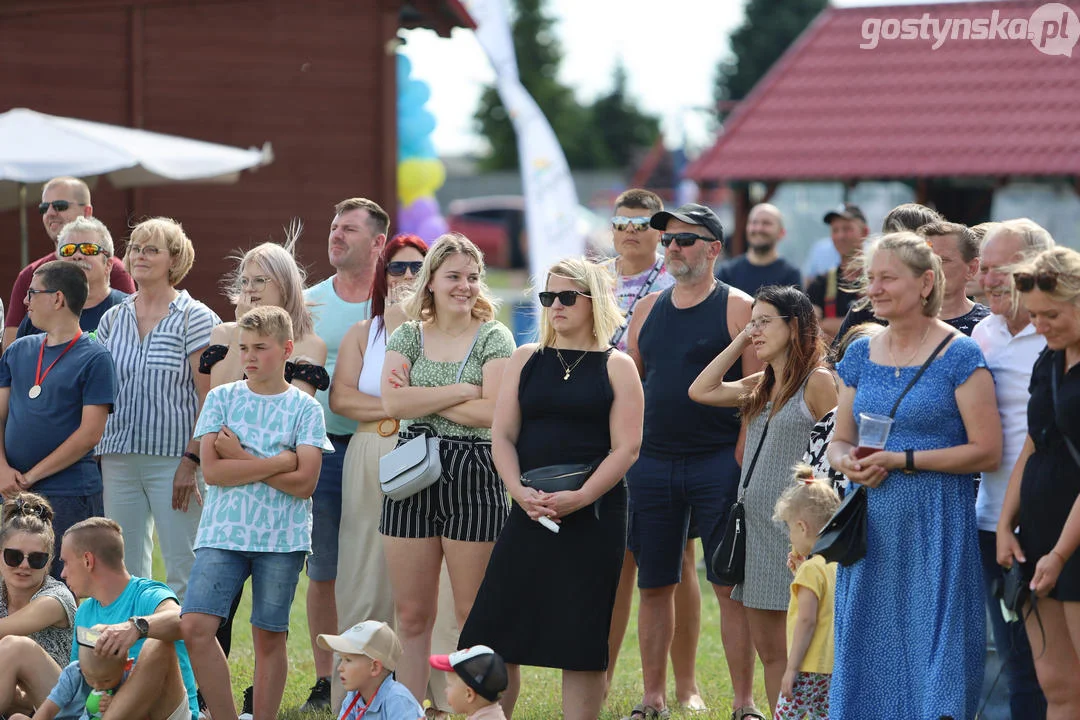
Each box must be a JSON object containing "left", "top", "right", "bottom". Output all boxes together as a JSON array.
[{"left": 772, "top": 464, "right": 841, "bottom": 720}]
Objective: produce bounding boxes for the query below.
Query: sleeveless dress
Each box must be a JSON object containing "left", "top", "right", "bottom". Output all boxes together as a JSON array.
[
  {"left": 732, "top": 382, "right": 818, "bottom": 611},
  {"left": 831, "top": 336, "right": 985, "bottom": 720},
  {"left": 459, "top": 348, "right": 626, "bottom": 670}
]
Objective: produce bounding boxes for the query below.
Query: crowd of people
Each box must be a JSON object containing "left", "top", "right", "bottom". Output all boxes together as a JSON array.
[{"left": 0, "top": 176, "right": 1078, "bottom": 720}]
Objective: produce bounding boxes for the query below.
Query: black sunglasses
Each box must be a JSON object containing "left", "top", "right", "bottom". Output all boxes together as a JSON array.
[
  {"left": 387, "top": 261, "right": 424, "bottom": 277},
  {"left": 38, "top": 200, "right": 85, "bottom": 215},
  {"left": 660, "top": 232, "right": 716, "bottom": 248},
  {"left": 538, "top": 290, "right": 592, "bottom": 307},
  {"left": 3, "top": 548, "right": 50, "bottom": 570},
  {"left": 1013, "top": 271, "right": 1075, "bottom": 293}
]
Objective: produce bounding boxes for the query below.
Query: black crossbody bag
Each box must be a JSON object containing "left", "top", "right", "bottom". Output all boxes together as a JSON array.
[
  {"left": 812, "top": 332, "right": 954, "bottom": 566},
  {"left": 710, "top": 415, "right": 772, "bottom": 585}
]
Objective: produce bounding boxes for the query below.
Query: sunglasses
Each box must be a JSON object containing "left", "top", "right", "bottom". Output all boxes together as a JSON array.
[
  {"left": 1013, "top": 271, "right": 1076, "bottom": 293},
  {"left": 3, "top": 548, "right": 49, "bottom": 570},
  {"left": 538, "top": 290, "right": 591, "bottom": 307},
  {"left": 58, "top": 242, "right": 106, "bottom": 258},
  {"left": 612, "top": 216, "right": 651, "bottom": 232},
  {"left": 38, "top": 200, "right": 85, "bottom": 215},
  {"left": 387, "top": 261, "right": 424, "bottom": 277},
  {"left": 660, "top": 232, "right": 716, "bottom": 248}
]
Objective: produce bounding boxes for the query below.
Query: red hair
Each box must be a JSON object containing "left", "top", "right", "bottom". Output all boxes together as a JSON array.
[{"left": 370, "top": 233, "right": 429, "bottom": 336}]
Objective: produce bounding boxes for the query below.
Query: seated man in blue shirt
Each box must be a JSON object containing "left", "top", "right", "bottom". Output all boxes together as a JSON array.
[{"left": 59, "top": 517, "right": 197, "bottom": 720}]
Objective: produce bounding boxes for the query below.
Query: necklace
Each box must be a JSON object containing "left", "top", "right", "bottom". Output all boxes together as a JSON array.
[
  {"left": 887, "top": 324, "right": 932, "bottom": 378},
  {"left": 30, "top": 330, "right": 83, "bottom": 399},
  {"left": 555, "top": 348, "right": 589, "bottom": 381}
]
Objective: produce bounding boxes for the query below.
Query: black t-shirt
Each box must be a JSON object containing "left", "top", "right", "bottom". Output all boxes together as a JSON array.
[
  {"left": 716, "top": 255, "right": 802, "bottom": 296},
  {"left": 943, "top": 303, "right": 991, "bottom": 337},
  {"left": 806, "top": 266, "right": 859, "bottom": 320},
  {"left": 16, "top": 289, "right": 129, "bottom": 339}
]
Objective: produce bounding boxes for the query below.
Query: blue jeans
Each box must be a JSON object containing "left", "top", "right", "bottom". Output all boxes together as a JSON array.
[
  {"left": 307, "top": 434, "right": 350, "bottom": 581},
  {"left": 978, "top": 530, "right": 1047, "bottom": 719},
  {"left": 183, "top": 547, "right": 306, "bottom": 632}
]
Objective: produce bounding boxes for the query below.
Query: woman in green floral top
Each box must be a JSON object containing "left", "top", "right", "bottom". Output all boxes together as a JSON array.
[{"left": 380, "top": 233, "right": 515, "bottom": 703}]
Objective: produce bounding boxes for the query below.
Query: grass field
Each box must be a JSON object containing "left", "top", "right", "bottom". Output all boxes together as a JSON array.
[{"left": 153, "top": 546, "right": 769, "bottom": 720}]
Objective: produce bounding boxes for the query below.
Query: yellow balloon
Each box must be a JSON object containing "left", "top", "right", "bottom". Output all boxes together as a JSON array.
[{"left": 398, "top": 158, "right": 446, "bottom": 206}]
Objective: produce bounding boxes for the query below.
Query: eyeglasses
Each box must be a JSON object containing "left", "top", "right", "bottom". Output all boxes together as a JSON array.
[
  {"left": 746, "top": 315, "right": 789, "bottom": 332},
  {"left": 538, "top": 290, "right": 592, "bottom": 307},
  {"left": 58, "top": 242, "right": 106, "bottom": 258},
  {"left": 38, "top": 200, "right": 85, "bottom": 215},
  {"left": 26, "top": 288, "right": 58, "bottom": 300},
  {"left": 2, "top": 548, "right": 49, "bottom": 570},
  {"left": 660, "top": 232, "right": 716, "bottom": 248},
  {"left": 612, "top": 216, "right": 651, "bottom": 232},
  {"left": 238, "top": 276, "right": 271, "bottom": 292},
  {"left": 126, "top": 245, "right": 163, "bottom": 257},
  {"left": 1013, "top": 271, "right": 1076, "bottom": 293},
  {"left": 387, "top": 261, "right": 424, "bottom": 277}
]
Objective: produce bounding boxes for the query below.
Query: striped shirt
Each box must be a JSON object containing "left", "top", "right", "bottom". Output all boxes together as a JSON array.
[{"left": 95, "top": 291, "right": 220, "bottom": 456}]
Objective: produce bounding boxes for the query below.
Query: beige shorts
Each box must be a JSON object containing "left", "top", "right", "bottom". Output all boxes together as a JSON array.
[{"left": 164, "top": 698, "right": 189, "bottom": 720}]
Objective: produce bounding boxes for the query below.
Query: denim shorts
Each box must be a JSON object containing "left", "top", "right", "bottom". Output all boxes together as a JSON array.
[
  {"left": 182, "top": 547, "right": 306, "bottom": 632},
  {"left": 307, "top": 433, "right": 350, "bottom": 581}
]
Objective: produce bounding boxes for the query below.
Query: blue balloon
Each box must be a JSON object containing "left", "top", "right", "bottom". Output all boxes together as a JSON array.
[
  {"left": 399, "top": 79, "right": 431, "bottom": 109},
  {"left": 396, "top": 53, "right": 412, "bottom": 86},
  {"left": 399, "top": 136, "right": 437, "bottom": 161},
  {"left": 398, "top": 109, "right": 436, "bottom": 145}
]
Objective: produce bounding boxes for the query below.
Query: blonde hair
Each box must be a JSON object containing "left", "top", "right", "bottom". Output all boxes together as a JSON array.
[
  {"left": 402, "top": 233, "right": 498, "bottom": 322},
  {"left": 124, "top": 218, "right": 195, "bottom": 285},
  {"left": 1012, "top": 247, "right": 1080, "bottom": 306},
  {"left": 536, "top": 258, "right": 622, "bottom": 349},
  {"left": 0, "top": 492, "right": 55, "bottom": 564},
  {"left": 225, "top": 221, "right": 315, "bottom": 340},
  {"left": 861, "top": 231, "right": 944, "bottom": 317},
  {"left": 773, "top": 464, "right": 841, "bottom": 533},
  {"left": 238, "top": 305, "right": 294, "bottom": 345}
]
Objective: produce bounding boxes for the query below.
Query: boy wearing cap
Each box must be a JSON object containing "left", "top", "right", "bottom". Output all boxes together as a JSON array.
[
  {"left": 318, "top": 621, "right": 423, "bottom": 720},
  {"left": 429, "top": 646, "right": 508, "bottom": 720}
]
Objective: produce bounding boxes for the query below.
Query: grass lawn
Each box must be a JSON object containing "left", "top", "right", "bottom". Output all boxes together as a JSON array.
[{"left": 153, "top": 545, "right": 769, "bottom": 720}]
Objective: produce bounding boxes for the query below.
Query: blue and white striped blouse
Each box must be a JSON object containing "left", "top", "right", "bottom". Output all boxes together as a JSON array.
[{"left": 94, "top": 291, "right": 220, "bottom": 457}]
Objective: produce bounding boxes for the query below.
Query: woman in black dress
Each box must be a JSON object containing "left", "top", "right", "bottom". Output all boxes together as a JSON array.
[
  {"left": 998, "top": 246, "right": 1080, "bottom": 718},
  {"left": 460, "top": 257, "right": 644, "bottom": 719}
]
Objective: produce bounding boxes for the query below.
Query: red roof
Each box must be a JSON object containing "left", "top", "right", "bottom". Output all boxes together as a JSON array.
[{"left": 687, "top": 0, "right": 1080, "bottom": 182}]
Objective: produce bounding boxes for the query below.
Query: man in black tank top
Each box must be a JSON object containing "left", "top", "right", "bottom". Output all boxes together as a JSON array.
[{"left": 623, "top": 204, "right": 765, "bottom": 719}]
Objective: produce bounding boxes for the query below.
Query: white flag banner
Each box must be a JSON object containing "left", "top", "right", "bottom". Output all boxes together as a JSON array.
[{"left": 462, "top": 0, "right": 584, "bottom": 283}]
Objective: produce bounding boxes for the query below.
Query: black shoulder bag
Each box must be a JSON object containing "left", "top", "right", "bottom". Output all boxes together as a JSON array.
[
  {"left": 813, "top": 332, "right": 954, "bottom": 566},
  {"left": 710, "top": 414, "right": 772, "bottom": 585}
]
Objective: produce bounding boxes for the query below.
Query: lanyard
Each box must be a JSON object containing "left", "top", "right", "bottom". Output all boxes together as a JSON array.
[
  {"left": 29, "top": 330, "right": 82, "bottom": 399},
  {"left": 610, "top": 257, "right": 664, "bottom": 347},
  {"left": 341, "top": 690, "right": 374, "bottom": 720}
]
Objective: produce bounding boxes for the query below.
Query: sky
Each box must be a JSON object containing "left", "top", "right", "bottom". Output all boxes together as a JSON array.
[{"left": 401, "top": 0, "right": 995, "bottom": 157}]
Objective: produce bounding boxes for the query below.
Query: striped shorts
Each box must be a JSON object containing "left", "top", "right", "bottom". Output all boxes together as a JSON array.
[{"left": 379, "top": 425, "right": 509, "bottom": 541}]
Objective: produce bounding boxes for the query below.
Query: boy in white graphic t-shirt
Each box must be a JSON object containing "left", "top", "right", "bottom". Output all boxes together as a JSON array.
[{"left": 180, "top": 306, "right": 333, "bottom": 720}]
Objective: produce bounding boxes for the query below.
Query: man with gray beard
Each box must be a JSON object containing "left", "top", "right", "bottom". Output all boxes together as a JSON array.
[{"left": 624, "top": 204, "right": 765, "bottom": 720}]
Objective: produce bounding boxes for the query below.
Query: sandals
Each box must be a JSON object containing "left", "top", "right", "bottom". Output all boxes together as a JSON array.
[
  {"left": 731, "top": 707, "right": 767, "bottom": 720},
  {"left": 622, "top": 704, "right": 671, "bottom": 720}
]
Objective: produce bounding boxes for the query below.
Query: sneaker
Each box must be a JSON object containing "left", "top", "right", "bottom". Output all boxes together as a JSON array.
[
  {"left": 299, "top": 678, "right": 331, "bottom": 713},
  {"left": 238, "top": 685, "right": 254, "bottom": 720}
]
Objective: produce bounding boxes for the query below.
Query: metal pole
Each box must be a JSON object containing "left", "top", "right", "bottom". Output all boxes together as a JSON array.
[{"left": 18, "top": 183, "right": 28, "bottom": 268}]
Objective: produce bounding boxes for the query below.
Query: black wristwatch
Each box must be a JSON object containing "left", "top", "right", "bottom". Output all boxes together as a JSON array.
[
  {"left": 904, "top": 449, "right": 917, "bottom": 475},
  {"left": 182, "top": 451, "right": 201, "bottom": 466},
  {"left": 129, "top": 616, "right": 149, "bottom": 639}
]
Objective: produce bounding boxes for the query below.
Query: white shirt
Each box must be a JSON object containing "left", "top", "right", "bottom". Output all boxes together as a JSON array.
[{"left": 971, "top": 313, "right": 1045, "bottom": 531}]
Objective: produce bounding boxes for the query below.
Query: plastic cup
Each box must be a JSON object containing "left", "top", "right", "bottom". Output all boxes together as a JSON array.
[{"left": 855, "top": 412, "right": 893, "bottom": 459}]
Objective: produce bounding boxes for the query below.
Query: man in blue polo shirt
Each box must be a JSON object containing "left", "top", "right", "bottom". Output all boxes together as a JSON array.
[{"left": 0, "top": 261, "right": 115, "bottom": 576}]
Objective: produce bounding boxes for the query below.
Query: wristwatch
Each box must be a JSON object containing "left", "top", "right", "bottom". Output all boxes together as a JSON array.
[
  {"left": 904, "top": 449, "right": 917, "bottom": 475},
  {"left": 129, "top": 616, "right": 149, "bottom": 639}
]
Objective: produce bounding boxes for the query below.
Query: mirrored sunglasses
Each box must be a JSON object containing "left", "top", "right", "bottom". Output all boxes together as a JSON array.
[
  {"left": 612, "top": 216, "right": 651, "bottom": 232},
  {"left": 58, "top": 242, "right": 105, "bottom": 258}
]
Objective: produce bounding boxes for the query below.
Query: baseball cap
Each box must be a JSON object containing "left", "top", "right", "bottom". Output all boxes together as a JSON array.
[
  {"left": 823, "top": 203, "right": 867, "bottom": 225},
  {"left": 317, "top": 621, "right": 402, "bottom": 671},
  {"left": 429, "top": 645, "right": 508, "bottom": 702},
  {"left": 649, "top": 203, "right": 725, "bottom": 245}
]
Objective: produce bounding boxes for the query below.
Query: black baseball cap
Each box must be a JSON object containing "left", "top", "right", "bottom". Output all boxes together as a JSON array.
[
  {"left": 430, "top": 646, "right": 508, "bottom": 702},
  {"left": 650, "top": 203, "right": 725, "bottom": 245},
  {"left": 823, "top": 203, "right": 867, "bottom": 225}
]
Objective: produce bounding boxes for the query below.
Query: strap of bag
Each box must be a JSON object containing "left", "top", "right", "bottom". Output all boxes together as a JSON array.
[
  {"left": 418, "top": 323, "right": 483, "bottom": 384},
  {"left": 610, "top": 257, "right": 664, "bottom": 347},
  {"left": 739, "top": 417, "right": 770, "bottom": 494},
  {"left": 887, "top": 332, "right": 954, "bottom": 419},
  {"left": 1050, "top": 352, "right": 1080, "bottom": 470}
]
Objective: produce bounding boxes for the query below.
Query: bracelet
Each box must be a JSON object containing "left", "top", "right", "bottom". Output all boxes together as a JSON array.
[
  {"left": 182, "top": 452, "right": 201, "bottom": 466},
  {"left": 903, "top": 449, "right": 916, "bottom": 474}
]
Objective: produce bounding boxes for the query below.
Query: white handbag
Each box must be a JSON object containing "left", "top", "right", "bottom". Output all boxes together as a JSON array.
[
  {"left": 379, "top": 433, "right": 442, "bottom": 500},
  {"left": 378, "top": 325, "right": 481, "bottom": 500}
]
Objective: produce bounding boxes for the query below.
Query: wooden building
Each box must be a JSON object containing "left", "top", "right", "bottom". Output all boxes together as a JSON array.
[{"left": 0, "top": 0, "right": 472, "bottom": 316}]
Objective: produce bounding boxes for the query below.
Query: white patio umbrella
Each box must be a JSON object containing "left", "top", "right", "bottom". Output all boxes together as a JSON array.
[{"left": 0, "top": 107, "right": 274, "bottom": 264}]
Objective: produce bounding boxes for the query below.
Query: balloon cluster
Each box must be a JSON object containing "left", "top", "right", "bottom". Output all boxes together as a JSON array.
[{"left": 397, "top": 53, "right": 448, "bottom": 242}]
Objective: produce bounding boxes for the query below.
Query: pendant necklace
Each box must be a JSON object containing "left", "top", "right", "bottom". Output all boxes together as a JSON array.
[
  {"left": 555, "top": 348, "right": 588, "bottom": 381},
  {"left": 29, "top": 330, "right": 83, "bottom": 399},
  {"left": 887, "top": 324, "right": 931, "bottom": 378}
]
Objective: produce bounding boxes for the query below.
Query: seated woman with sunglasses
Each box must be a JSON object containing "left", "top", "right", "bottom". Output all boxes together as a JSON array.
[
  {"left": 379, "top": 233, "right": 515, "bottom": 705},
  {"left": 998, "top": 247, "right": 1080, "bottom": 718},
  {"left": 459, "top": 258, "right": 643, "bottom": 719},
  {"left": 16, "top": 218, "right": 129, "bottom": 340},
  {"left": 0, "top": 493, "right": 77, "bottom": 718}
]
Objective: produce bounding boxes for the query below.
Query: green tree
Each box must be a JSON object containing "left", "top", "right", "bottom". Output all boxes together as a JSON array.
[
  {"left": 590, "top": 61, "right": 660, "bottom": 169},
  {"left": 714, "top": 0, "right": 827, "bottom": 118}
]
